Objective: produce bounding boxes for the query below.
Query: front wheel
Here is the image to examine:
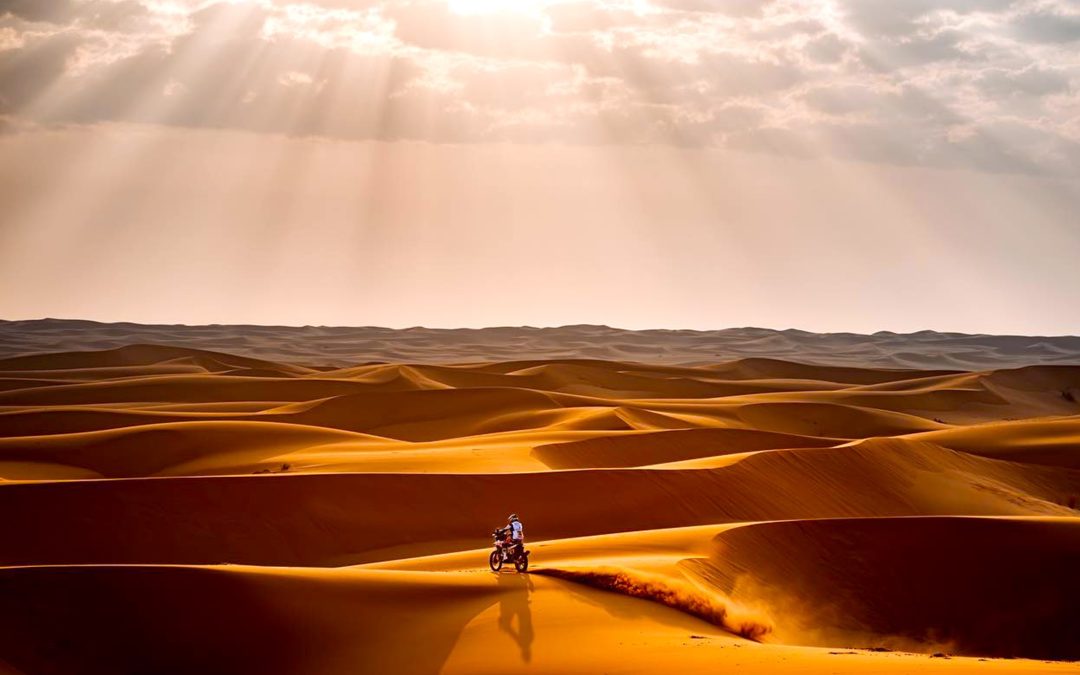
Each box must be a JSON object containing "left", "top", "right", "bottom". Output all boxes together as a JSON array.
[
  {"left": 489, "top": 550, "right": 503, "bottom": 572},
  {"left": 514, "top": 552, "right": 529, "bottom": 573}
]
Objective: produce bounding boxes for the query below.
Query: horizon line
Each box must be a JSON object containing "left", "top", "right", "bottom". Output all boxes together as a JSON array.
[{"left": 3, "top": 317, "right": 1079, "bottom": 341}]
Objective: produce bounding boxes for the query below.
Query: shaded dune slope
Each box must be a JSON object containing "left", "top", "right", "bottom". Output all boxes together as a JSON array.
[
  {"left": 688, "top": 517, "right": 1080, "bottom": 659},
  {"left": 0, "top": 421, "right": 380, "bottom": 479},
  {"left": 0, "top": 343, "right": 314, "bottom": 377},
  {"left": 0, "top": 565, "right": 502, "bottom": 675}
]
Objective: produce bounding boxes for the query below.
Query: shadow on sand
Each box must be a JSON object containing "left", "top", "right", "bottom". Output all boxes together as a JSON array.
[{"left": 496, "top": 571, "right": 535, "bottom": 662}]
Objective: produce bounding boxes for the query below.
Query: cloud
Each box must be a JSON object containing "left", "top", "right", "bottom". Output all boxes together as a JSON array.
[
  {"left": 543, "top": 2, "right": 645, "bottom": 33},
  {"left": 802, "top": 33, "right": 848, "bottom": 63},
  {"left": 1012, "top": 7, "right": 1080, "bottom": 43},
  {"left": 386, "top": 0, "right": 585, "bottom": 62},
  {"left": 0, "top": 0, "right": 77, "bottom": 23},
  {"left": 976, "top": 65, "right": 1071, "bottom": 98},
  {"left": 649, "top": 0, "right": 774, "bottom": 16},
  {"left": 837, "top": 0, "right": 1017, "bottom": 38},
  {"left": 0, "top": 0, "right": 1077, "bottom": 174},
  {"left": 0, "top": 27, "right": 82, "bottom": 113}
]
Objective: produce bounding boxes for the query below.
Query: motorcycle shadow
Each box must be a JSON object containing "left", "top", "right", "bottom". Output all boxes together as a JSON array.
[{"left": 495, "top": 570, "right": 535, "bottom": 662}]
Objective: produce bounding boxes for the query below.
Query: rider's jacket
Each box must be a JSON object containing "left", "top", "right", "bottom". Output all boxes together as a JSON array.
[{"left": 510, "top": 520, "right": 523, "bottom": 541}]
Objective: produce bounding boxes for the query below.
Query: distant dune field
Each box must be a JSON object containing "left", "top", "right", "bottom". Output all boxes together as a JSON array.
[
  {"left": 4, "top": 318, "right": 1080, "bottom": 369},
  {"left": 0, "top": 331, "right": 1078, "bottom": 674}
]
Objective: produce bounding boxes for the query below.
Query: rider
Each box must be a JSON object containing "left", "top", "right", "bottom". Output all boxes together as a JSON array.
[{"left": 507, "top": 513, "right": 524, "bottom": 556}]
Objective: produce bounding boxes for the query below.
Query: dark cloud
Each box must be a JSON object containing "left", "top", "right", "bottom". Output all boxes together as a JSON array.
[
  {"left": 838, "top": 0, "right": 1016, "bottom": 37},
  {"left": 572, "top": 44, "right": 807, "bottom": 107},
  {"left": 1012, "top": 8, "right": 1080, "bottom": 43},
  {"left": 0, "top": 0, "right": 75, "bottom": 23},
  {"left": 0, "top": 0, "right": 149, "bottom": 29},
  {"left": 803, "top": 33, "right": 849, "bottom": 64},
  {"left": 76, "top": 0, "right": 151, "bottom": 32},
  {"left": 803, "top": 84, "right": 962, "bottom": 127},
  {"left": 0, "top": 30, "right": 83, "bottom": 112},
  {"left": 976, "top": 66, "right": 1071, "bottom": 98},
  {"left": 64, "top": 41, "right": 425, "bottom": 141},
  {"left": 855, "top": 29, "right": 984, "bottom": 72}
]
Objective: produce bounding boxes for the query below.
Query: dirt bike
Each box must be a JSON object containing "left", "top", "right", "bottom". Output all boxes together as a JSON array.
[{"left": 489, "top": 527, "right": 529, "bottom": 573}]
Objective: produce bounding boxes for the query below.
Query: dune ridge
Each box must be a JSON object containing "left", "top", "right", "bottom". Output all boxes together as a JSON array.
[{"left": 1, "top": 337, "right": 1078, "bottom": 673}]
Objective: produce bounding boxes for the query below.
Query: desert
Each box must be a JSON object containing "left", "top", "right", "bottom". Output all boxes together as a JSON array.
[{"left": 0, "top": 321, "right": 1077, "bottom": 674}]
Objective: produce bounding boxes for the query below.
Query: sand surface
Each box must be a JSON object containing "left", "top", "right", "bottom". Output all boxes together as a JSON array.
[{"left": 1, "top": 339, "right": 1078, "bottom": 674}]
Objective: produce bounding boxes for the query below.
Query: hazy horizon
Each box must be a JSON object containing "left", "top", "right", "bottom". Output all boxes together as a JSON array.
[{"left": 4, "top": 315, "right": 1080, "bottom": 338}]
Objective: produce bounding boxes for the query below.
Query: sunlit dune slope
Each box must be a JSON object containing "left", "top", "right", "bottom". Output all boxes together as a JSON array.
[
  {"left": 911, "top": 417, "right": 1080, "bottom": 469},
  {"left": 1, "top": 342, "right": 1079, "bottom": 671},
  {"left": 532, "top": 427, "right": 838, "bottom": 469}
]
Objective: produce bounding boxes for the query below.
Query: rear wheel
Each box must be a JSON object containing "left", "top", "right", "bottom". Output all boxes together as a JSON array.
[
  {"left": 489, "top": 550, "right": 503, "bottom": 572},
  {"left": 514, "top": 553, "right": 529, "bottom": 573}
]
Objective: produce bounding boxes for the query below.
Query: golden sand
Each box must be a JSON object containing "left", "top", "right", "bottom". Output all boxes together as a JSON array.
[{"left": 1, "top": 343, "right": 1078, "bottom": 673}]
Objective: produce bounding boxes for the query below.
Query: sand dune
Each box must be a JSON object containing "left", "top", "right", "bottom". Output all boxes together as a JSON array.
[
  {"left": 0, "top": 565, "right": 505, "bottom": 675},
  {"left": 0, "top": 421, "right": 379, "bottom": 479},
  {"left": 1, "top": 338, "right": 1078, "bottom": 672},
  {"left": 12, "top": 563, "right": 1073, "bottom": 675},
  {"left": 912, "top": 417, "right": 1080, "bottom": 469},
  {"left": 4, "top": 438, "right": 1076, "bottom": 567},
  {"left": 532, "top": 428, "right": 838, "bottom": 469},
  {"left": 0, "top": 342, "right": 315, "bottom": 377},
  {"left": 690, "top": 516, "right": 1080, "bottom": 659}
]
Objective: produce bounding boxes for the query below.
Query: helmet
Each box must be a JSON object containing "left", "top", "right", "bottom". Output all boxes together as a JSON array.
[{"left": 508, "top": 513, "right": 518, "bottom": 522}]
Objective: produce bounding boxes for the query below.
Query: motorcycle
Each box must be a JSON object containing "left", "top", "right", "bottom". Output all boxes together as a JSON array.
[{"left": 489, "top": 526, "right": 530, "bottom": 573}]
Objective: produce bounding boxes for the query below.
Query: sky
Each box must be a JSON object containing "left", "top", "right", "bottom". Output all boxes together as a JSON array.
[{"left": 1, "top": 0, "right": 1079, "bottom": 334}]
